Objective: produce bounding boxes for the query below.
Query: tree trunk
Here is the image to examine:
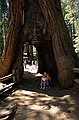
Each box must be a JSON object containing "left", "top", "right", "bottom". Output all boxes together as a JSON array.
[
  {"left": 37, "top": 0, "right": 78, "bottom": 88},
  {"left": 0, "top": 0, "right": 24, "bottom": 77},
  {"left": 0, "top": 0, "right": 78, "bottom": 88}
]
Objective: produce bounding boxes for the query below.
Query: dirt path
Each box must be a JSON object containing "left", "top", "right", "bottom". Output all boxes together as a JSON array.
[{"left": 0, "top": 72, "right": 79, "bottom": 120}]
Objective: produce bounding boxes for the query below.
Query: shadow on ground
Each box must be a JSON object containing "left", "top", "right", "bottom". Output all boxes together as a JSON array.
[{"left": 0, "top": 71, "right": 79, "bottom": 120}]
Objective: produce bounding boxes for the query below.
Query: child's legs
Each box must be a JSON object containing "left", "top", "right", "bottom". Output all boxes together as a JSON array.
[
  {"left": 40, "top": 82, "right": 43, "bottom": 88},
  {"left": 43, "top": 82, "right": 46, "bottom": 88},
  {"left": 46, "top": 81, "right": 50, "bottom": 88},
  {"left": 40, "top": 82, "right": 44, "bottom": 88}
]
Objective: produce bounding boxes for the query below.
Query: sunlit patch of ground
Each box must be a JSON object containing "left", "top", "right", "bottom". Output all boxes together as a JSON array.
[
  {"left": 3, "top": 86, "right": 79, "bottom": 120},
  {"left": 24, "top": 63, "right": 38, "bottom": 73}
]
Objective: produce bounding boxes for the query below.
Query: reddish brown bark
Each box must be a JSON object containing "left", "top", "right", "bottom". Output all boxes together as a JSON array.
[
  {"left": 37, "top": 0, "right": 76, "bottom": 88},
  {"left": 0, "top": 0, "right": 78, "bottom": 89},
  {"left": 0, "top": 0, "right": 24, "bottom": 77}
]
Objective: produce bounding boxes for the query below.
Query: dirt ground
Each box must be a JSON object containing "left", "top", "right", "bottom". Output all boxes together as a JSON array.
[{"left": 0, "top": 71, "right": 79, "bottom": 120}]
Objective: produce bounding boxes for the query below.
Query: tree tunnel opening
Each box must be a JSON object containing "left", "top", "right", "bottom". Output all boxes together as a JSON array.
[
  {"left": 22, "top": 39, "right": 58, "bottom": 88},
  {"left": 23, "top": 43, "right": 38, "bottom": 74}
]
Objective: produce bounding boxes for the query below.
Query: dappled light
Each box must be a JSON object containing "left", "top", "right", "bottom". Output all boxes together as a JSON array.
[
  {"left": 0, "top": 82, "right": 78, "bottom": 120},
  {"left": 0, "top": 69, "right": 79, "bottom": 120},
  {"left": 0, "top": 70, "right": 79, "bottom": 120}
]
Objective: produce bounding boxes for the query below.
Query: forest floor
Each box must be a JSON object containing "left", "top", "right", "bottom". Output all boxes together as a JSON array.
[{"left": 0, "top": 65, "right": 79, "bottom": 120}]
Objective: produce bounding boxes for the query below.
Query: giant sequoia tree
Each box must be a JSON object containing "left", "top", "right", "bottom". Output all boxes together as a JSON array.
[{"left": 0, "top": 0, "right": 78, "bottom": 88}]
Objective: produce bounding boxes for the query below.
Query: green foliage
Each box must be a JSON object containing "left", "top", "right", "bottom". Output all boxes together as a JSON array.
[
  {"left": 61, "top": 0, "right": 74, "bottom": 37},
  {"left": 0, "top": 24, "right": 4, "bottom": 55},
  {"left": 61, "top": 0, "right": 79, "bottom": 57},
  {"left": 0, "top": 0, "right": 8, "bottom": 55}
]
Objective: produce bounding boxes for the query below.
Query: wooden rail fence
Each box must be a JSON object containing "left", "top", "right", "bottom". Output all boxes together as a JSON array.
[
  {"left": 73, "top": 68, "right": 79, "bottom": 83},
  {"left": 0, "top": 70, "right": 19, "bottom": 94}
]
